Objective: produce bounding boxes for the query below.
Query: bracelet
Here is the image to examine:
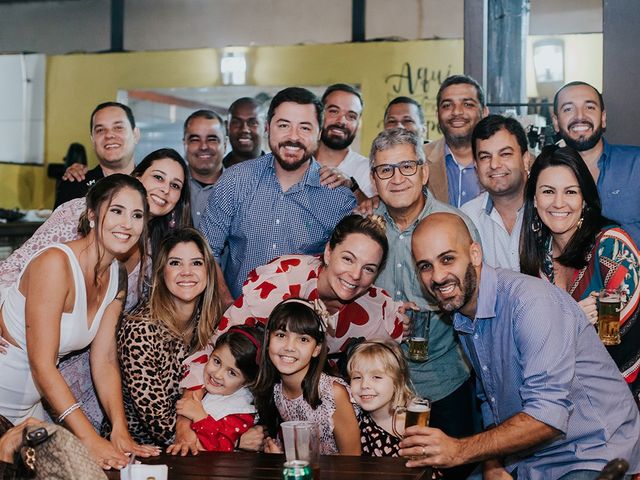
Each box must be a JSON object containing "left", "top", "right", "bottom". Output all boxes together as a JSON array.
[{"left": 57, "top": 402, "right": 82, "bottom": 423}]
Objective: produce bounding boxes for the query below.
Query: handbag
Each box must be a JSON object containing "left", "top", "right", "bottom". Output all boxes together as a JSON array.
[{"left": 14, "top": 424, "right": 106, "bottom": 480}]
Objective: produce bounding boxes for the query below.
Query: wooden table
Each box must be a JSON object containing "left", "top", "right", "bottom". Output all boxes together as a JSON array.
[{"left": 106, "top": 451, "right": 432, "bottom": 479}]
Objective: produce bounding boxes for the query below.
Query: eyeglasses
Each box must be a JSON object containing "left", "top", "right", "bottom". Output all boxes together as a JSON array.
[{"left": 371, "top": 160, "right": 424, "bottom": 180}]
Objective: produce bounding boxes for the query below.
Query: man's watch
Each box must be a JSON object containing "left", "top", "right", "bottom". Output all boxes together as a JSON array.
[{"left": 349, "top": 177, "right": 359, "bottom": 192}]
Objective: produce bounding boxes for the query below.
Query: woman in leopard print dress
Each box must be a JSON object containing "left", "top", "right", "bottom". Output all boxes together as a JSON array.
[{"left": 116, "top": 228, "right": 223, "bottom": 445}]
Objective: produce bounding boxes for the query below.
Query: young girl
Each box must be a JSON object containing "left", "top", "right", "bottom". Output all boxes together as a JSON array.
[
  {"left": 347, "top": 340, "right": 415, "bottom": 457},
  {"left": 175, "top": 326, "right": 261, "bottom": 452},
  {"left": 254, "top": 298, "right": 361, "bottom": 455}
]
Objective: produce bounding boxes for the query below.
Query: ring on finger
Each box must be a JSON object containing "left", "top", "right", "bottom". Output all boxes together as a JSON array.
[{"left": 421, "top": 446, "right": 427, "bottom": 457}]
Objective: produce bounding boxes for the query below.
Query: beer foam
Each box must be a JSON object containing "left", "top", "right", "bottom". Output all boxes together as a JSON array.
[
  {"left": 410, "top": 337, "right": 426, "bottom": 341},
  {"left": 600, "top": 296, "right": 620, "bottom": 303},
  {"left": 408, "top": 404, "right": 430, "bottom": 412}
]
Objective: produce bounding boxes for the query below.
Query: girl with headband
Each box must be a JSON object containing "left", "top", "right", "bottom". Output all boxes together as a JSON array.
[{"left": 174, "top": 325, "right": 261, "bottom": 452}]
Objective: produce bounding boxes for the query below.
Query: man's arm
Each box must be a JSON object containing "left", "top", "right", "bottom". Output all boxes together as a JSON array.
[
  {"left": 400, "top": 412, "right": 560, "bottom": 468},
  {"left": 213, "top": 259, "right": 234, "bottom": 310}
]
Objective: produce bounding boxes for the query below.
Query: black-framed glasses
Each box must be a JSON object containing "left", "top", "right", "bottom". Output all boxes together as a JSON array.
[{"left": 371, "top": 160, "right": 424, "bottom": 180}]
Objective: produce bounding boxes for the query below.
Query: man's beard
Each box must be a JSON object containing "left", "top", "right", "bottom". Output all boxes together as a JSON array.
[
  {"left": 431, "top": 262, "right": 477, "bottom": 313},
  {"left": 440, "top": 122, "right": 473, "bottom": 149},
  {"left": 320, "top": 124, "right": 356, "bottom": 150},
  {"left": 561, "top": 123, "right": 604, "bottom": 152},
  {"left": 272, "top": 141, "right": 314, "bottom": 171}
]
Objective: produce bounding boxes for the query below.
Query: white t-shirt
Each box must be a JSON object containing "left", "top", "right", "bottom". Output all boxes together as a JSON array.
[{"left": 337, "top": 149, "right": 376, "bottom": 198}]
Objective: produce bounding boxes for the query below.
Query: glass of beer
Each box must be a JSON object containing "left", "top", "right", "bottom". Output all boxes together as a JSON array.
[
  {"left": 408, "top": 336, "right": 428, "bottom": 362},
  {"left": 393, "top": 397, "right": 431, "bottom": 460},
  {"left": 598, "top": 288, "right": 621, "bottom": 346},
  {"left": 405, "top": 310, "right": 429, "bottom": 362},
  {"left": 404, "top": 397, "right": 431, "bottom": 429}
]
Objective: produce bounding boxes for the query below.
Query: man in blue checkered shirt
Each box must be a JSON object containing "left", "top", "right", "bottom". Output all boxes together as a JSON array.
[{"left": 199, "top": 87, "right": 357, "bottom": 306}]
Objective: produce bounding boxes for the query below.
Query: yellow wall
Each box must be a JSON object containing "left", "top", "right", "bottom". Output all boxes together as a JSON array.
[
  {"left": 0, "top": 40, "right": 462, "bottom": 209},
  {"left": 526, "top": 33, "right": 603, "bottom": 98}
]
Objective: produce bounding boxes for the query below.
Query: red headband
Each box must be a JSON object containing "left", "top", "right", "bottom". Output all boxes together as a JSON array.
[{"left": 228, "top": 328, "right": 262, "bottom": 363}]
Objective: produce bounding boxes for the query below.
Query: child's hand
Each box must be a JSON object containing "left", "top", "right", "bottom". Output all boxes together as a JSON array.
[
  {"left": 238, "top": 425, "right": 266, "bottom": 451},
  {"left": 175, "top": 398, "right": 207, "bottom": 422},
  {"left": 264, "top": 437, "right": 283, "bottom": 454}
]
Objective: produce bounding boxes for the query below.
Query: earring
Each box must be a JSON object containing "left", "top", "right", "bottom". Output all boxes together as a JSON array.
[
  {"left": 531, "top": 215, "right": 541, "bottom": 234},
  {"left": 169, "top": 210, "right": 176, "bottom": 229},
  {"left": 89, "top": 220, "right": 95, "bottom": 229},
  {"left": 577, "top": 216, "right": 584, "bottom": 230}
]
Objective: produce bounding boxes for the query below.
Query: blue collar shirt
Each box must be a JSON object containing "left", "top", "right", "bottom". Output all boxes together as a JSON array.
[
  {"left": 444, "top": 143, "right": 483, "bottom": 208},
  {"left": 597, "top": 138, "right": 640, "bottom": 247},
  {"left": 454, "top": 265, "right": 640, "bottom": 479},
  {"left": 199, "top": 153, "right": 356, "bottom": 298}
]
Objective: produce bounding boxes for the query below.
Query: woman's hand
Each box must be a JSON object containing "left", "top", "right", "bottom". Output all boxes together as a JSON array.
[
  {"left": 264, "top": 437, "right": 283, "bottom": 454},
  {"left": 109, "top": 427, "right": 160, "bottom": 458},
  {"left": 399, "top": 301, "right": 420, "bottom": 337},
  {"left": 238, "top": 425, "right": 266, "bottom": 451},
  {"left": 578, "top": 292, "right": 599, "bottom": 325},
  {"left": 0, "top": 337, "right": 8, "bottom": 355},
  {"left": 0, "top": 418, "right": 45, "bottom": 463},
  {"left": 84, "top": 435, "right": 130, "bottom": 470},
  {"left": 175, "top": 398, "right": 207, "bottom": 423}
]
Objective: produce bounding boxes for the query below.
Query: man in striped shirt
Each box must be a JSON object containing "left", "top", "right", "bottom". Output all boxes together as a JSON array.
[{"left": 401, "top": 212, "right": 640, "bottom": 479}]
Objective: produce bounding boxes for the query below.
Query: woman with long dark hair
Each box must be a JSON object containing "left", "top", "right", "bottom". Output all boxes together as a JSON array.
[
  {"left": 0, "top": 175, "right": 158, "bottom": 469},
  {"left": 520, "top": 145, "right": 640, "bottom": 398}
]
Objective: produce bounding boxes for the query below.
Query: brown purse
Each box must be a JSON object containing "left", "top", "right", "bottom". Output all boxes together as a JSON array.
[{"left": 14, "top": 424, "right": 107, "bottom": 480}]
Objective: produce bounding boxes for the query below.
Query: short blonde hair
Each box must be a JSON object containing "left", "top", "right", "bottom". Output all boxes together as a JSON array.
[{"left": 347, "top": 340, "right": 415, "bottom": 411}]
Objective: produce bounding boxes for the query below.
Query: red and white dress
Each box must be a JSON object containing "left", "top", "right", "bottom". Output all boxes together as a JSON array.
[
  {"left": 180, "top": 255, "right": 404, "bottom": 390},
  {"left": 191, "top": 386, "right": 256, "bottom": 452}
]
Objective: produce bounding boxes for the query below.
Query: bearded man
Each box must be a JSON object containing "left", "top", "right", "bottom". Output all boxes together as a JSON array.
[
  {"left": 198, "top": 87, "right": 356, "bottom": 305},
  {"left": 552, "top": 81, "right": 640, "bottom": 246}
]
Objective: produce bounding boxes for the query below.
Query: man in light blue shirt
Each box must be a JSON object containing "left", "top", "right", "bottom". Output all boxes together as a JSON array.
[
  {"left": 370, "top": 129, "right": 479, "bottom": 448},
  {"left": 401, "top": 212, "right": 640, "bottom": 479},
  {"left": 553, "top": 81, "right": 640, "bottom": 246},
  {"left": 461, "top": 115, "right": 530, "bottom": 271},
  {"left": 199, "top": 87, "right": 356, "bottom": 304}
]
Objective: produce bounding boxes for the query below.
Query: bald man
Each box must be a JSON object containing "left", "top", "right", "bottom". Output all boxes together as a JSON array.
[{"left": 401, "top": 213, "right": 640, "bottom": 479}]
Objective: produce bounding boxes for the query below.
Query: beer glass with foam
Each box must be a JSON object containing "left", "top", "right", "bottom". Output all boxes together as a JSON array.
[{"left": 598, "top": 288, "right": 621, "bottom": 346}]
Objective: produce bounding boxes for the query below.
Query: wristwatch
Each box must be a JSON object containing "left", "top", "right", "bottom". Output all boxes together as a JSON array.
[{"left": 349, "top": 177, "right": 359, "bottom": 192}]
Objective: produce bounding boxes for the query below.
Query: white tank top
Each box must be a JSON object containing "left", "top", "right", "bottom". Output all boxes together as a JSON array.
[{"left": 2, "top": 243, "right": 119, "bottom": 356}]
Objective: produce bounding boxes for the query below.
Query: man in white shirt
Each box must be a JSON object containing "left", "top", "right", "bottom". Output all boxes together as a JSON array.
[
  {"left": 461, "top": 114, "right": 530, "bottom": 270},
  {"left": 316, "top": 83, "right": 374, "bottom": 202}
]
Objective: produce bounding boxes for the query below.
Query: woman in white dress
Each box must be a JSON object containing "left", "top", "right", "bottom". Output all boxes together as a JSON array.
[{"left": 0, "top": 174, "right": 158, "bottom": 469}]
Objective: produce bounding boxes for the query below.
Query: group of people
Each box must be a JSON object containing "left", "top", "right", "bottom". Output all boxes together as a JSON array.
[{"left": 0, "top": 74, "right": 638, "bottom": 480}]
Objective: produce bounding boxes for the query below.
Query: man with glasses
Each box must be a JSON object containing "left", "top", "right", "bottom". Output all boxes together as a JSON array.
[
  {"left": 223, "top": 97, "right": 266, "bottom": 168},
  {"left": 369, "top": 128, "right": 480, "bottom": 476}
]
